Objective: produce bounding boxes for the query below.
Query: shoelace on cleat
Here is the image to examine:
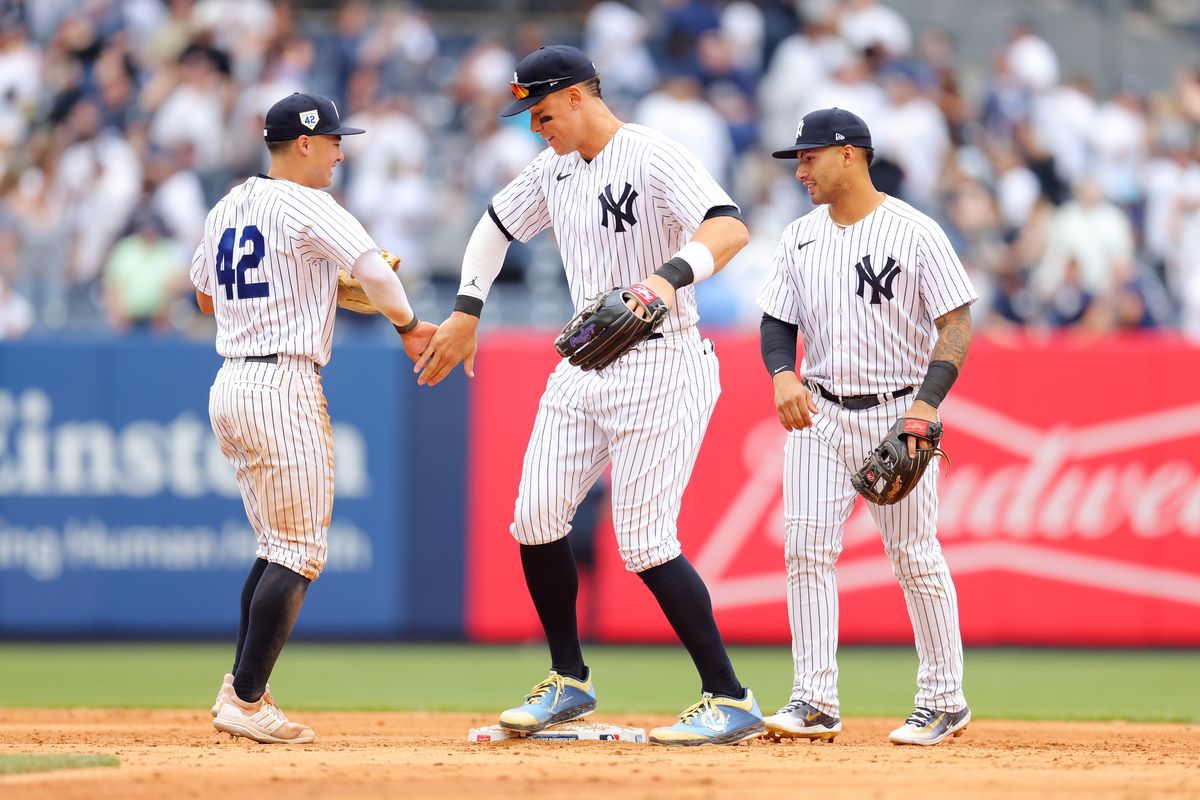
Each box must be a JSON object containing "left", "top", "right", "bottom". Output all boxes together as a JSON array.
[
  {"left": 776, "top": 700, "right": 811, "bottom": 716},
  {"left": 677, "top": 693, "right": 715, "bottom": 723},
  {"left": 676, "top": 693, "right": 731, "bottom": 732},
  {"left": 905, "top": 706, "right": 937, "bottom": 727},
  {"left": 525, "top": 674, "right": 569, "bottom": 709}
]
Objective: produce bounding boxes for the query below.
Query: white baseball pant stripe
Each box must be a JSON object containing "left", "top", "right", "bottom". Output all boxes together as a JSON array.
[
  {"left": 209, "top": 357, "right": 334, "bottom": 580},
  {"left": 511, "top": 332, "right": 720, "bottom": 572},
  {"left": 784, "top": 390, "right": 965, "bottom": 717}
]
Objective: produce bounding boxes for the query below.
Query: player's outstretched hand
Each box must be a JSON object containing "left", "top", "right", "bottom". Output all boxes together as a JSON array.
[
  {"left": 902, "top": 399, "right": 939, "bottom": 457},
  {"left": 414, "top": 311, "right": 479, "bottom": 386},
  {"left": 773, "top": 371, "right": 818, "bottom": 431},
  {"left": 398, "top": 320, "right": 438, "bottom": 363}
]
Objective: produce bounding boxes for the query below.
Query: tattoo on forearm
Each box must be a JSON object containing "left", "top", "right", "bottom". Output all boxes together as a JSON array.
[{"left": 932, "top": 305, "right": 972, "bottom": 371}]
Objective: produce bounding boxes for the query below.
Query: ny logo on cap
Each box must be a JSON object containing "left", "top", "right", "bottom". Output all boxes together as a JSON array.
[
  {"left": 795, "top": 120, "right": 804, "bottom": 140},
  {"left": 299, "top": 110, "right": 320, "bottom": 130}
]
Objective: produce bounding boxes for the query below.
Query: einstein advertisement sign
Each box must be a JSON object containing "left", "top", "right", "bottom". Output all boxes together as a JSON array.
[{"left": 0, "top": 339, "right": 441, "bottom": 636}]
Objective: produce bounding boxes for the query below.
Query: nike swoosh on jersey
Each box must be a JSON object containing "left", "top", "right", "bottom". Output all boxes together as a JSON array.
[
  {"left": 556, "top": 172, "right": 573, "bottom": 182},
  {"left": 797, "top": 239, "right": 816, "bottom": 251}
]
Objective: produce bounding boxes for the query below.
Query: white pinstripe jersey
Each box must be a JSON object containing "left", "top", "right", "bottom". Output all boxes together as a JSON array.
[
  {"left": 190, "top": 175, "right": 377, "bottom": 366},
  {"left": 757, "top": 195, "right": 977, "bottom": 395},
  {"left": 487, "top": 123, "right": 736, "bottom": 334}
]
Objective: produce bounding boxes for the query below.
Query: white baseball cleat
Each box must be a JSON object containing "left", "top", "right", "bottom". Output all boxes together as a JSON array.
[
  {"left": 763, "top": 699, "right": 842, "bottom": 742},
  {"left": 888, "top": 706, "right": 971, "bottom": 746},
  {"left": 211, "top": 673, "right": 233, "bottom": 717},
  {"left": 211, "top": 674, "right": 276, "bottom": 717},
  {"left": 212, "top": 678, "right": 314, "bottom": 744}
]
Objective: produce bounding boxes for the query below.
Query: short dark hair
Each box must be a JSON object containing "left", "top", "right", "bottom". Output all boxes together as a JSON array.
[
  {"left": 266, "top": 139, "right": 293, "bottom": 157},
  {"left": 862, "top": 147, "right": 875, "bottom": 167},
  {"left": 580, "top": 75, "right": 602, "bottom": 100}
]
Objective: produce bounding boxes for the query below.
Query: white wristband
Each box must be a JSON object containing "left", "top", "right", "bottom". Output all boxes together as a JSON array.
[{"left": 674, "top": 241, "right": 716, "bottom": 284}]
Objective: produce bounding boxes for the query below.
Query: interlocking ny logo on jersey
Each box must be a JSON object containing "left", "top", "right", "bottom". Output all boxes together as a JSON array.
[
  {"left": 854, "top": 254, "right": 902, "bottom": 305},
  {"left": 599, "top": 183, "right": 638, "bottom": 232}
]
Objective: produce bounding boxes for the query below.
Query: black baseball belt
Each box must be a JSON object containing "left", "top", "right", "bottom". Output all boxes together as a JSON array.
[
  {"left": 240, "top": 354, "right": 320, "bottom": 374},
  {"left": 812, "top": 382, "right": 913, "bottom": 411}
]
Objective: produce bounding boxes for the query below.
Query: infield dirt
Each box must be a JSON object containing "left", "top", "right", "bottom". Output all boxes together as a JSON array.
[{"left": 1, "top": 709, "right": 1198, "bottom": 799}]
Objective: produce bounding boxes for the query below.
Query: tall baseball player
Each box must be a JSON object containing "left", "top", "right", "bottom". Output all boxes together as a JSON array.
[
  {"left": 193, "top": 92, "right": 435, "bottom": 744},
  {"left": 757, "top": 108, "right": 975, "bottom": 746},
  {"left": 414, "top": 45, "right": 764, "bottom": 746}
]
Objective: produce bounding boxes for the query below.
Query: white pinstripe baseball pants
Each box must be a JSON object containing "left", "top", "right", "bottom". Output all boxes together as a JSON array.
[
  {"left": 209, "top": 357, "right": 334, "bottom": 581},
  {"left": 784, "top": 390, "right": 965, "bottom": 717},
  {"left": 510, "top": 331, "right": 720, "bottom": 572}
]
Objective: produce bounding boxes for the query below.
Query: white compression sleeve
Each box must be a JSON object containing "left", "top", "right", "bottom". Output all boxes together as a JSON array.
[
  {"left": 352, "top": 249, "right": 414, "bottom": 326},
  {"left": 457, "top": 213, "right": 511, "bottom": 305}
]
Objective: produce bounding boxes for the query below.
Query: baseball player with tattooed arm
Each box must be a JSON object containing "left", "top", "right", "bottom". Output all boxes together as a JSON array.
[
  {"left": 414, "top": 45, "right": 765, "bottom": 746},
  {"left": 757, "top": 108, "right": 975, "bottom": 746},
  {"left": 192, "top": 92, "right": 435, "bottom": 744}
]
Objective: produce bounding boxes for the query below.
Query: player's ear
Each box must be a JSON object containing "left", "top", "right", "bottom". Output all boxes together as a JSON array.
[{"left": 568, "top": 86, "right": 583, "bottom": 110}]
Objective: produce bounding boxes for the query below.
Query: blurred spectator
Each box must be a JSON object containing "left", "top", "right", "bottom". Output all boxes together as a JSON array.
[
  {"left": 138, "top": 0, "right": 194, "bottom": 69},
  {"left": 989, "top": 142, "right": 1042, "bottom": 236},
  {"left": 719, "top": 1, "right": 766, "bottom": 74},
  {"left": 56, "top": 98, "right": 143, "bottom": 290},
  {"left": 191, "top": 0, "right": 277, "bottom": 83},
  {"left": 1176, "top": 148, "right": 1200, "bottom": 337},
  {"left": 344, "top": 90, "right": 438, "bottom": 286},
  {"left": 1032, "top": 73, "right": 1097, "bottom": 187},
  {"left": 0, "top": 20, "right": 40, "bottom": 147},
  {"left": 147, "top": 45, "right": 233, "bottom": 178},
  {"left": 584, "top": 1, "right": 658, "bottom": 104},
  {"left": 1003, "top": 18, "right": 1058, "bottom": 93},
  {"left": 758, "top": 16, "right": 849, "bottom": 150},
  {"left": 657, "top": 0, "right": 722, "bottom": 77},
  {"left": 695, "top": 29, "right": 757, "bottom": 98},
  {"left": 149, "top": 142, "right": 206, "bottom": 247},
  {"left": 1033, "top": 178, "right": 1136, "bottom": 329},
  {"left": 635, "top": 74, "right": 733, "bottom": 185},
  {"left": 0, "top": 274, "right": 34, "bottom": 339},
  {"left": 877, "top": 65, "right": 949, "bottom": 210},
  {"left": 805, "top": 55, "right": 889, "bottom": 136},
  {"left": 1142, "top": 128, "right": 1195, "bottom": 297},
  {"left": 835, "top": 0, "right": 913, "bottom": 60},
  {"left": 100, "top": 211, "right": 188, "bottom": 333},
  {"left": 357, "top": 3, "right": 438, "bottom": 96},
  {"left": 980, "top": 49, "right": 1034, "bottom": 141},
  {"left": 1091, "top": 89, "right": 1150, "bottom": 206}
]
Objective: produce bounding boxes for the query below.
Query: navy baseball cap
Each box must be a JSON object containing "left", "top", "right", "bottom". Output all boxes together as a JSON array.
[
  {"left": 500, "top": 45, "right": 598, "bottom": 117},
  {"left": 263, "top": 92, "right": 365, "bottom": 142},
  {"left": 771, "top": 108, "right": 873, "bottom": 159}
]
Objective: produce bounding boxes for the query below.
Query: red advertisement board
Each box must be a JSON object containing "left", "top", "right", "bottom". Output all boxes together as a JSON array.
[{"left": 466, "top": 333, "right": 1200, "bottom": 645}]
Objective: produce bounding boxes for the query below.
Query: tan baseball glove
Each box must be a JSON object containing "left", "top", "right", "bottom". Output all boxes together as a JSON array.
[{"left": 337, "top": 249, "right": 401, "bottom": 314}]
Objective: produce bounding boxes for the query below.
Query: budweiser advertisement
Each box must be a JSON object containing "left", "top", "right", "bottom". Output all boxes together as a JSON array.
[{"left": 466, "top": 333, "right": 1200, "bottom": 646}]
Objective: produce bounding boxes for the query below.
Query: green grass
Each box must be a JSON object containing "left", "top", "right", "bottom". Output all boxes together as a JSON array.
[
  {"left": 0, "top": 643, "right": 1196, "bottom": 722},
  {"left": 0, "top": 754, "right": 118, "bottom": 775}
]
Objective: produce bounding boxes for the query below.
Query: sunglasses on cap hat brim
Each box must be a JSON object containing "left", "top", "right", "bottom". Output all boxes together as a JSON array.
[{"left": 509, "top": 74, "right": 576, "bottom": 100}]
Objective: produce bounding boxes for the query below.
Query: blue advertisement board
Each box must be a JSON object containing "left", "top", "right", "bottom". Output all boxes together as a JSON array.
[{"left": 0, "top": 337, "right": 467, "bottom": 638}]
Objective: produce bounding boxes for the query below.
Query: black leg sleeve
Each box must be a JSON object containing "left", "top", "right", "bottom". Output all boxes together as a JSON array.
[
  {"left": 520, "top": 539, "right": 586, "bottom": 681},
  {"left": 232, "top": 558, "right": 270, "bottom": 675},
  {"left": 233, "top": 563, "right": 311, "bottom": 703},
  {"left": 638, "top": 555, "right": 742, "bottom": 698}
]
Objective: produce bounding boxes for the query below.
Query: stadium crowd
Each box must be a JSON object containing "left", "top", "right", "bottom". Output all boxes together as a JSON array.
[{"left": 0, "top": 0, "right": 1199, "bottom": 340}]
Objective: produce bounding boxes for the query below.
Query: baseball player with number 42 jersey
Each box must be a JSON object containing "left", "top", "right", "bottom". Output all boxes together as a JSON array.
[
  {"left": 191, "top": 92, "right": 435, "bottom": 745},
  {"left": 757, "top": 108, "right": 976, "bottom": 746},
  {"left": 415, "top": 45, "right": 765, "bottom": 746}
]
